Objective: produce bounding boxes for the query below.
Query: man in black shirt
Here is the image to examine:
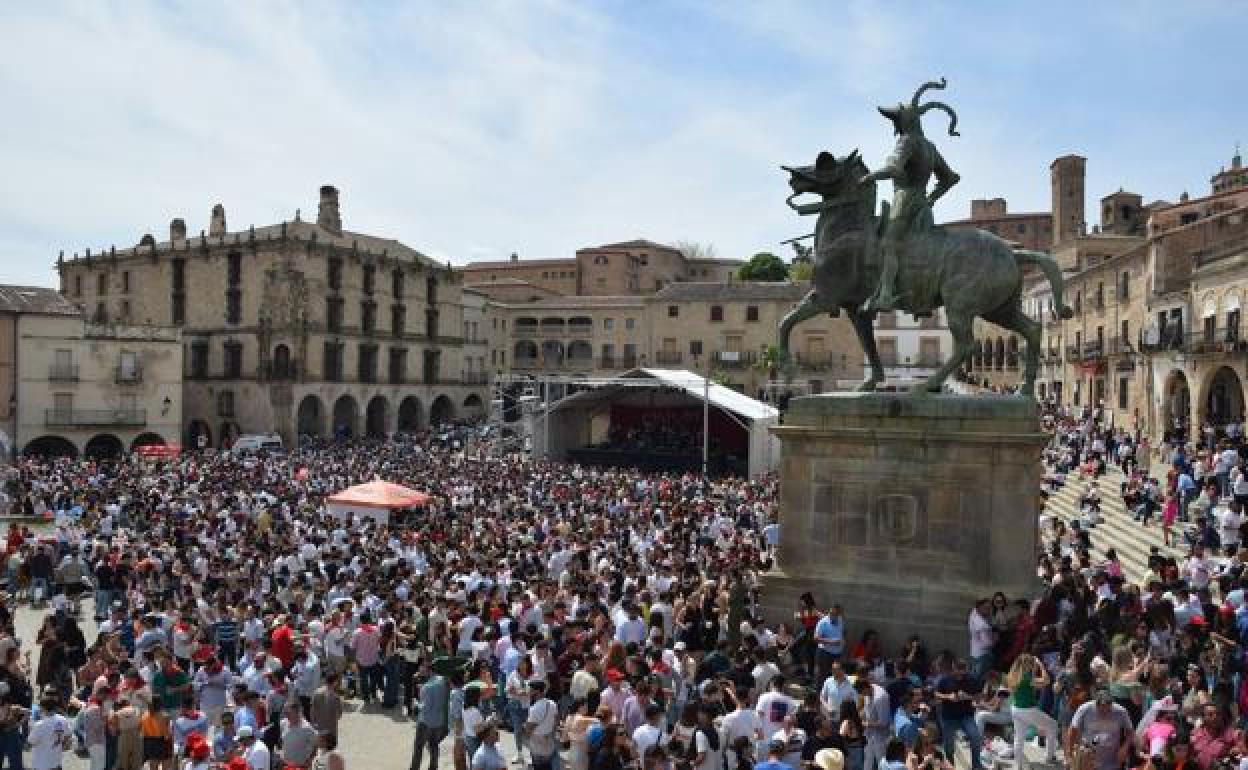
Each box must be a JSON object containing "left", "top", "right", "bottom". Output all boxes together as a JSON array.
[
  {"left": 935, "top": 659, "right": 982, "bottom": 770},
  {"left": 801, "top": 716, "right": 846, "bottom": 762},
  {"left": 93, "top": 558, "right": 116, "bottom": 621}
]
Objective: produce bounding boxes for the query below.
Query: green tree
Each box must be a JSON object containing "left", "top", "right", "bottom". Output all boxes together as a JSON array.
[
  {"left": 736, "top": 252, "right": 788, "bottom": 282},
  {"left": 788, "top": 260, "right": 813, "bottom": 281}
]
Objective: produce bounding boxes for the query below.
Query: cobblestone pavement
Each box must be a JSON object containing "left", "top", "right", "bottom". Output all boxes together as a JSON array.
[{"left": 12, "top": 599, "right": 505, "bottom": 770}]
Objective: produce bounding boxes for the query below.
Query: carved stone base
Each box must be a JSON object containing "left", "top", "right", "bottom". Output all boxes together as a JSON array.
[{"left": 758, "top": 392, "right": 1045, "bottom": 656}]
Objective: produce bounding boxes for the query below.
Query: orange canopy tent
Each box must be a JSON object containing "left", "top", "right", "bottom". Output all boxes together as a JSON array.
[{"left": 326, "top": 479, "right": 431, "bottom": 524}]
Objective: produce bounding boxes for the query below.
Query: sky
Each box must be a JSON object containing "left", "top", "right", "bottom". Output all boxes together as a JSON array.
[{"left": 1, "top": 1, "right": 1245, "bottom": 286}]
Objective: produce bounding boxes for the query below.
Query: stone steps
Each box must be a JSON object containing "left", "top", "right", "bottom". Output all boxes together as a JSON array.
[{"left": 1041, "top": 464, "right": 1183, "bottom": 582}]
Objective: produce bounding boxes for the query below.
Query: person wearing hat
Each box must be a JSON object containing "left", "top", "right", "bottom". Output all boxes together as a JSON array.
[
  {"left": 236, "top": 724, "right": 272, "bottom": 770},
  {"left": 808, "top": 748, "right": 844, "bottom": 770},
  {"left": 1068, "top": 687, "right": 1132, "bottom": 770},
  {"left": 183, "top": 731, "right": 213, "bottom": 770}
]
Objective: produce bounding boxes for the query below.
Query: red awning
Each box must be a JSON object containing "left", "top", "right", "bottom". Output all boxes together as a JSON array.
[{"left": 326, "top": 479, "right": 431, "bottom": 509}]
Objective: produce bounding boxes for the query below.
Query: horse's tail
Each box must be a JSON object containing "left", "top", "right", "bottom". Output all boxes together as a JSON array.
[{"left": 1014, "top": 249, "right": 1074, "bottom": 319}]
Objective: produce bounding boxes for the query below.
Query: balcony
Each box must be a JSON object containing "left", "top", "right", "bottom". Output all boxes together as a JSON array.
[
  {"left": 1184, "top": 329, "right": 1247, "bottom": 355},
  {"left": 795, "top": 352, "right": 836, "bottom": 369},
  {"left": 1106, "top": 337, "right": 1134, "bottom": 356},
  {"left": 1081, "top": 341, "right": 1104, "bottom": 361},
  {"left": 1065, "top": 345, "right": 1080, "bottom": 362},
  {"left": 49, "top": 364, "right": 79, "bottom": 381},
  {"left": 713, "top": 350, "right": 755, "bottom": 368},
  {"left": 115, "top": 365, "right": 143, "bottom": 384},
  {"left": 46, "top": 408, "right": 146, "bottom": 427},
  {"left": 654, "top": 351, "right": 683, "bottom": 365}
]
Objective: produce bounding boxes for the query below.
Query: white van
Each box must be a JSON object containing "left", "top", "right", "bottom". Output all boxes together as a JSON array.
[{"left": 231, "top": 433, "right": 284, "bottom": 454}]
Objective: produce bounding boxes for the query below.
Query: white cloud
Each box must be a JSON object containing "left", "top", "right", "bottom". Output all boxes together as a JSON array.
[{"left": 0, "top": 2, "right": 1244, "bottom": 287}]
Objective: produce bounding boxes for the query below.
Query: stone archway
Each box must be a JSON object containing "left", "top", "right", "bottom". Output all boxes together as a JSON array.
[
  {"left": 130, "top": 432, "right": 166, "bottom": 451},
  {"left": 1163, "top": 369, "right": 1191, "bottom": 433},
  {"left": 462, "top": 393, "right": 485, "bottom": 419},
  {"left": 366, "top": 395, "right": 390, "bottom": 437},
  {"left": 84, "top": 434, "right": 124, "bottom": 459},
  {"left": 22, "top": 435, "right": 78, "bottom": 458},
  {"left": 430, "top": 394, "right": 455, "bottom": 426},
  {"left": 185, "top": 420, "right": 213, "bottom": 450},
  {"left": 332, "top": 394, "right": 360, "bottom": 439},
  {"left": 397, "top": 396, "right": 424, "bottom": 433},
  {"left": 296, "top": 394, "right": 325, "bottom": 437},
  {"left": 1202, "top": 365, "right": 1245, "bottom": 427}
]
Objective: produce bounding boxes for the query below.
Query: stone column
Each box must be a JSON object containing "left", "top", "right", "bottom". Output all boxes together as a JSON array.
[{"left": 759, "top": 393, "right": 1046, "bottom": 656}]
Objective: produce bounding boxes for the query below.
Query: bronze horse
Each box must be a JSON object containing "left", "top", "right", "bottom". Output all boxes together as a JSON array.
[{"left": 777, "top": 150, "right": 1073, "bottom": 395}]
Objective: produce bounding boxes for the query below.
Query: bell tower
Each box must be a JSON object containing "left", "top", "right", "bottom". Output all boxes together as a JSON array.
[{"left": 1050, "top": 154, "right": 1086, "bottom": 247}]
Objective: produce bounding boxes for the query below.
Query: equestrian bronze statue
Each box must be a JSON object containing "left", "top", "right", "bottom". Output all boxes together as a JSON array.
[{"left": 777, "top": 78, "right": 1073, "bottom": 396}]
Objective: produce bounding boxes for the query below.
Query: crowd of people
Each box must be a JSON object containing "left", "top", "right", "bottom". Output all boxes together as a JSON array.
[{"left": 0, "top": 405, "right": 1247, "bottom": 770}]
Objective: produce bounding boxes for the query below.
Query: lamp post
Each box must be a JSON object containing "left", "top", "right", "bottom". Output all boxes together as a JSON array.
[{"left": 693, "top": 354, "right": 710, "bottom": 477}]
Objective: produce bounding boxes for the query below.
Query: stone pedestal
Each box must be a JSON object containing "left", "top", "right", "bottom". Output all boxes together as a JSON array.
[{"left": 759, "top": 393, "right": 1045, "bottom": 656}]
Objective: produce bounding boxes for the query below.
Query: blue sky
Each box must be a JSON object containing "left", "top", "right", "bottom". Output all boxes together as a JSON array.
[{"left": 0, "top": 1, "right": 1244, "bottom": 286}]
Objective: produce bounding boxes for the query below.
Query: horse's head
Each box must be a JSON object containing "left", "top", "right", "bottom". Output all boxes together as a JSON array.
[{"left": 782, "top": 150, "right": 870, "bottom": 202}]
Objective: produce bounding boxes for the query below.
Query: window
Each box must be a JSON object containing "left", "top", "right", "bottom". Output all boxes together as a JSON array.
[
  {"left": 622, "top": 343, "right": 637, "bottom": 363},
  {"left": 1017, "top": 223, "right": 1026, "bottom": 234},
  {"left": 690, "top": 340, "right": 703, "bottom": 356},
  {"left": 1118, "top": 377, "right": 1129, "bottom": 410},
  {"left": 227, "top": 253, "right": 242, "bottom": 286},
  {"left": 361, "top": 301, "right": 377, "bottom": 334},
  {"left": 217, "top": 391, "right": 235, "bottom": 417},
  {"left": 74, "top": 275, "right": 82, "bottom": 297},
  {"left": 226, "top": 288, "right": 241, "bottom": 324},
  {"left": 601, "top": 343, "right": 615, "bottom": 364},
  {"left": 190, "top": 341, "right": 209, "bottom": 378},
  {"left": 668, "top": 305, "right": 679, "bottom": 318},
  {"left": 119, "top": 300, "right": 131, "bottom": 322},
  {"left": 1229, "top": 310, "right": 1242, "bottom": 342},
  {"left": 93, "top": 302, "right": 108, "bottom": 324},
  {"left": 392, "top": 269, "right": 404, "bottom": 298},
  {"left": 746, "top": 305, "right": 759, "bottom": 322},
  {"left": 426, "top": 308, "right": 439, "bottom": 339},
  {"left": 327, "top": 298, "right": 343, "bottom": 333},
  {"left": 328, "top": 257, "right": 342, "bottom": 291},
  {"left": 53, "top": 393, "right": 72, "bottom": 418},
  {"left": 1074, "top": 292, "right": 1082, "bottom": 315},
  {"left": 172, "top": 293, "right": 185, "bottom": 325},
  {"left": 1120, "top": 271, "right": 1130, "bottom": 300},
  {"left": 51, "top": 349, "right": 74, "bottom": 380},
  {"left": 97, "top": 273, "right": 108, "bottom": 295},
  {"left": 391, "top": 305, "right": 406, "bottom": 337},
  {"left": 122, "top": 271, "right": 130, "bottom": 293},
  {"left": 710, "top": 305, "right": 724, "bottom": 322},
  {"left": 625, "top": 318, "right": 635, "bottom": 330},
  {"left": 223, "top": 341, "right": 243, "bottom": 379},
  {"left": 362, "top": 264, "right": 375, "bottom": 295},
  {"left": 604, "top": 318, "right": 614, "bottom": 331},
  {"left": 1121, "top": 320, "right": 1130, "bottom": 349},
  {"left": 426, "top": 276, "right": 438, "bottom": 305},
  {"left": 358, "top": 344, "right": 378, "bottom": 383},
  {"left": 323, "top": 341, "right": 343, "bottom": 381}
]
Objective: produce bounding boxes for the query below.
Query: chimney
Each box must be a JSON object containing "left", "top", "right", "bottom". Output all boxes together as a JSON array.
[
  {"left": 170, "top": 218, "right": 187, "bottom": 243},
  {"left": 209, "top": 204, "right": 227, "bottom": 237},
  {"left": 318, "top": 185, "right": 342, "bottom": 235}
]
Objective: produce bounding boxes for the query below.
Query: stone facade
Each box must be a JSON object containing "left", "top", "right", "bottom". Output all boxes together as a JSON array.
[
  {"left": 57, "top": 186, "right": 488, "bottom": 448},
  {"left": 12, "top": 313, "right": 182, "bottom": 458},
  {"left": 761, "top": 393, "right": 1045, "bottom": 653},
  {"left": 461, "top": 240, "right": 742, "bottom": 301},
  {"left": 487, "top": 282, "right": 890, "bottom": 402},
  {"left": 943, "top": 198, "right": 1052, "bottom": 252}
]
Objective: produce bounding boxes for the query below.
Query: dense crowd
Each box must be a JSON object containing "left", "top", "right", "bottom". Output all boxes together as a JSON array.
[{"left": 1, "top": 405, "right": 1248, "bottom": 770}]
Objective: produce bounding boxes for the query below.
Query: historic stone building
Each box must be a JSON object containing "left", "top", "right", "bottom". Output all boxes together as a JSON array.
[
  {"left": 943, "top": 197, "right": 1052, "bottom": 252},
  {"left": 965, "top": 150, "right": 1248, "bottom": 444},
  {"left": 1, "top": 285, "right": 183, "bottom": 458},
  {"left": 461, "top": 240, "right": 740, "bottom": 301},
  {"left": 57, "top": 186, "right": 488, "bottom": 448}
]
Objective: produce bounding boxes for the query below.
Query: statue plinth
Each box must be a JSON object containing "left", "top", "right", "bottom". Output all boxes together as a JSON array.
[{"left": 759, "top": 392, "right": 1045, "bottom": 655}]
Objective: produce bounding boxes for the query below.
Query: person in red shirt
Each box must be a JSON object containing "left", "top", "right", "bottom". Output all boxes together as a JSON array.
[{"left": 270, "top": 616, "right": 295, "bottom": 671}]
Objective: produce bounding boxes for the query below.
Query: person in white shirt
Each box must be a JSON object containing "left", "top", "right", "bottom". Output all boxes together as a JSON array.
[
  {"left": 720, "top": 687, "right": 763, "bottom": 758},
  {"left": 28, "top": 699, "right": 73, "bottom": 770},
  {"left": 968, "top": 600, "right": 995, "bottom": 681},
  {"left": 237, "top": 725, "right": 272, "bottom": 770},
  {"left": 632, "top": 702, "right": 668, "bottom": 756},
  {"left": 1219, "top": 501, "right": 1245, "bottom": 552},
  {"left": 755, "top": 676, "right": 797, "bottom": 757},
  {"left": 819, "top": 662, "right": 855, "bottom": 721}
]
